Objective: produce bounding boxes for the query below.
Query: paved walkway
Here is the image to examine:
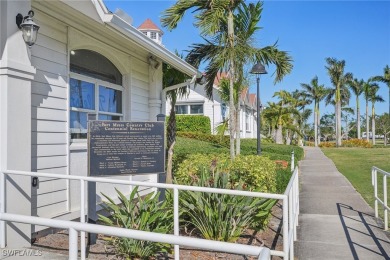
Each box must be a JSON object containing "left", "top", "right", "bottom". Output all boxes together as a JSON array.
[{"left": 296, "top": 147, "right": 390, "bottom": 259}]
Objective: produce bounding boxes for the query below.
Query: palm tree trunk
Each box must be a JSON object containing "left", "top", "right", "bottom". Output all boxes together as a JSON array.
[
  {"left": 235, "top": 103, "right": 241, "bottom": 155},
  {"left": 228, "top": 11, "right": 235, "bottom": 160},
  {"left": 366, "top": 99, "right": 369, "bottom": 142},
  {"left": 372, "top": 103, "right": 376, "bottom": 145},
  {"left": 166, "top": 100, "right": 177, "bottom": 184},
  {"left": 276, "top": 124, "right": 283, "bottom": 144},
  {"left": 314, "top": 102, "right": 318, "bottom": 147},
  {"left": 317, "top": 104, "right": 321, "bottom": 145},
  {"left": 357, "top": 98, "right": 361, "bottom": 139},
  {"left": 336, "top": 100, "right": 342, "bottom": 147}
]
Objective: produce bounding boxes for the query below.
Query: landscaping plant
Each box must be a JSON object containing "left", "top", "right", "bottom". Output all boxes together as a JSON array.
[
  {"left": 179, "top": 167, "right": 276, "bottom": 242},
  {"left": 98, "top": 187, "right": 173, "bottom": 259}
]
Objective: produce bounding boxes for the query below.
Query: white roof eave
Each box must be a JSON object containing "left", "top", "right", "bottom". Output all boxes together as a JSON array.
[{"left": 102, "top": 13, "right": 198, "bottom": 77}]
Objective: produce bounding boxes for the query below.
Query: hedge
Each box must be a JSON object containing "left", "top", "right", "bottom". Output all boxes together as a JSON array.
[{"left": 169, "top": 115, "right": 211, "bottom": 134}]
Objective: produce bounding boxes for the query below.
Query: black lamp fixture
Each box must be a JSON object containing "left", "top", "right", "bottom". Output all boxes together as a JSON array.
[
  {"left": 250, "top": 62, "right": 267, "bottom": 155},
  {"left": 16, "top": 10, "right": 40, "bottom": 47}
]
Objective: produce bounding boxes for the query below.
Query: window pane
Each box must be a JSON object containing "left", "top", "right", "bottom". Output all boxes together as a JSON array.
[
  {"left": 70, "top": 111, "right": 88, "bottom": 139},
  {"left": 190, "top": 104, "right": 203, "bottom": 114},
  {"left": 70, "top": 78, "right": 95, "bottom": 109},
  {"left": 98, "top": 114, "right": 121, "bottom": 121},
  {"left": 175, "top": 105, "right": 188, "bottom": 114},
  {"left": 99, "top": 86, "right": 122, "bottom": 113}
]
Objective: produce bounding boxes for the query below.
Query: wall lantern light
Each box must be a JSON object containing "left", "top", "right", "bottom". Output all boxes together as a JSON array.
[{"left": 16, "top": 10, "right": 40, "bottom": 47}]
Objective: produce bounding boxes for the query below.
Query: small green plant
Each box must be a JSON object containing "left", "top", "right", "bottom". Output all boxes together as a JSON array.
[
  {"left": 98, "top": 187, "right": 173, "bottom": 259},
  {"left": 179, "top": 168, "right": 276, "bottom": 242}
]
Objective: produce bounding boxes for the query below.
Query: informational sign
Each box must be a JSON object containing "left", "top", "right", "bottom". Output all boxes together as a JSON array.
[{"left": 88, "top": 121, "right": 165, "bottom": 176}]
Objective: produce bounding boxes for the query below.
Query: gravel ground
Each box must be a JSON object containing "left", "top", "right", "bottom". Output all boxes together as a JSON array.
[{"left": 32, "top": 202, "right": 284, "bottom": 259}]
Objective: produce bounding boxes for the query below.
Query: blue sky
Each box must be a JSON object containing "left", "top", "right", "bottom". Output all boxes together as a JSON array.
[{"left": 103, "top": 0, "right": 390, "bottom": 118}]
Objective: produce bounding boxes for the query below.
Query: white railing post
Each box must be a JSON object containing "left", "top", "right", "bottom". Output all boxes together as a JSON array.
[
  {"left": 80, "top": 180, "right": 86, "bottom": 260},
  {"left": 374, "top": 168, "right": 378, "bottom": 218},
  {"left": 293, "top": 175, "right": 297, "bottom": 241},
  {"left": 289, "top": 188, "right": 294, "bottom": 260},
  {"left": 173, "top": 188, "right": 179, "bottom": 260},
  {"left": 384, "top": 175, "right": 388, "bottom": 231},
  {"left": 291, "top": 150, "right": 295, "bottom": 172},
  {"left": 0, "top": 171, "right": 5, "bottom": 248},
  {"left": 283, "top": 196, "right": 289, "bottom": 260},
  {"left": 69, "top": 228, "right": 78, "bottom": 260}
]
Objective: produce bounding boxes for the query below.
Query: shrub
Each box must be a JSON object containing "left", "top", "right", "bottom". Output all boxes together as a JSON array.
[
  {"left": 177, "top": 131, "right": 229, "bottom": 147},
  {"left": 318, "top": 142, "right": 336, "bottom": 148},
  {"left": 99, "top": 187, "right": 173, "bottom": 259},
  {"left": 174, "top": 153, "right": 230, "bottom": 185},
  {"left": 276, "top": 167, "right": 292, "bottom": 193},
  {"left": 173, "top": 115, "right": 211, "bottom": 134},
  {"left": 342, "top": 139, "right": 373, "bottom": 148},
  {"left": 229, "top": 155, "right": 277, "bottom": 193},
  {"left": 179, "top": 168, "right": 276, "bottom": 242}
]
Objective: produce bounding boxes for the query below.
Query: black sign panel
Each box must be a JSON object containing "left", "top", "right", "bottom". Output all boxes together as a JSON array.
[{"left": 88, "top": 121, "right": 165, "bottom": 176}]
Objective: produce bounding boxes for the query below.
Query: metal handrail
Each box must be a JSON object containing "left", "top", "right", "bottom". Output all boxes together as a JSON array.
[
  {"left": 372, "top": 166, "right": 389, "bottom": 231},
  {"left": 0, "top": 213, "right": 271, "bottom": 260},
  {"left": 0, "top": 151, "right": 299, "bottom": 259}
]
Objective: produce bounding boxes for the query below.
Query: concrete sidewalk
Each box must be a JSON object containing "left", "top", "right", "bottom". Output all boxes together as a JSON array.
[{"left": 296, "top": 147, "right": 390, "bottom": 259}]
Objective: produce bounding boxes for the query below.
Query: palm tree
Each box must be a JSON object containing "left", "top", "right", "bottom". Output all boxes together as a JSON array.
[
  {"left": 368, "top": 85, "right": 385, "bottom": 145},
  {"left": 372, "top": 65, "right": 390, "bottom": 115},
  {"left": 163, "top": 1, "right": 293, "bottom": 158},
  {"left": 300, "top": 76, "right": 327, "bottom": 146},
  {"left": 162, "top": 61, "right": 190, "bottom": 183},
  {"left": 325, "top": 58, "right": 353, "bottom": 147},
  {"left": 162, "top": 0, "right": 242, "bottom": 159},
  {"left": 348, "top": 78, "right": 364, "bottom": 139},
  {"left": 363, "top": 79, "right": 379, "bottom": 142}
]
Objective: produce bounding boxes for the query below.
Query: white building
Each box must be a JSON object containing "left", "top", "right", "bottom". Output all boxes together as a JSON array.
[
  {"left": 166, "top": 74, "right": 258, "bottom": 137},
  {"left": 0, "top": 0, "right": 199, "bottom": 247}
]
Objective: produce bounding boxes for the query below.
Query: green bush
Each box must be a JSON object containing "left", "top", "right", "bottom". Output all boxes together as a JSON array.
[
  {"left": 173, "top": 115, "right": 211, "bottom": 134},
  {"left": 229, "top": 155, "right": 277, "bottom": 193},
  {"left": 99, "top": 187, "right": 173, "bottom": 259},
  {"left": 177, "top": 131, "right": 229, "bottom": 146},
  {"left": 179, "top": 168, "right": 276, "bottom": 242},
  {"left": 174, "top": 153, "right": 230, "bottom": 184}
]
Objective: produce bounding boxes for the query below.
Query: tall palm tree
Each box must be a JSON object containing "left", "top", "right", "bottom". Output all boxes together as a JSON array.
[
  {"left": 325, "top": 58, "right": 353, "bottom": 147},
  {"left": 300, "top": 76, "right": 327, "bottom": 146},
  {"left": 163, "top": 1, "right": 293, "bottom": 158},
  {"left": 368, "top": 85, "right": 385, "bottom": 145},
  {"left": 348, "top": 78, "right": 364, "bottom": 139},
  {"left": 363, "top": 79, "right": 379, "bottom": 142},
  {"left": 162, "top": 0, "right": 243, "bottom": 159},
  {"left": 372, "top": 65, "right": 390, "bottom": 115}
]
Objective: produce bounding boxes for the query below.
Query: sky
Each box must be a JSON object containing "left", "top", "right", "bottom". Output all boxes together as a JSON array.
[{"left": 103, "top": 0, "right": 390, "bottom": 120}]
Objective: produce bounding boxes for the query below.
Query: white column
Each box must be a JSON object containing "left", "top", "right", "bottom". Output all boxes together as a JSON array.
[
  {"left": 0, "top": 0, "right": 34, "bottom": 247},
  {"left": 148, "top": 59, "right": 163, "bottom": 121}
]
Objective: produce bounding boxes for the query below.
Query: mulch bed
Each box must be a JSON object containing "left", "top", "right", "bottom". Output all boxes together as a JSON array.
[{"left": 32, "top": 201, "right": 284, "bottom": 259}]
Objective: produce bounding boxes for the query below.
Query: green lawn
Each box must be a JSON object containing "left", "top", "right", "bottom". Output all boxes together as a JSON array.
[{"left": 322, "top": 148, "right": 390, "bottom": 217}]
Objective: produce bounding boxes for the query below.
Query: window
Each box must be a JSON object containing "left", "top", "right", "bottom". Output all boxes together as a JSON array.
[
  {"left": 175, "top": 104, "right": 204, "bottom": 115},
  {"left": 150, "top": 32, "right": 156, "bottom": 39},
  {"left": 190, "top": 104, "right": 203, "bottom": 114},
  {"left": 175, "top": 105, "right": 188, "bottom": 114},
  {"left": 221, "top": 103, "right": 227, "bottom": 120},
  {"left": 70, "top": 50, "right": 123, "bottom": 139},
  {"left": 246, "top": 112, "right": 250, "bottom": 131}
]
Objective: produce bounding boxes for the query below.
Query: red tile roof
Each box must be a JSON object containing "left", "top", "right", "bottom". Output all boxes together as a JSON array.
[
  {"left": 138, "top": 18, "right": 163, "bottom": 32},
  {"left": 213, "top": 72, "right": 229, "bottom": 85}
]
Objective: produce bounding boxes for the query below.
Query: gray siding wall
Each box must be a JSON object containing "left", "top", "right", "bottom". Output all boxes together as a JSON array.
[{"left": 31, "top": 11, "right": 68, "bottom": 219}]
